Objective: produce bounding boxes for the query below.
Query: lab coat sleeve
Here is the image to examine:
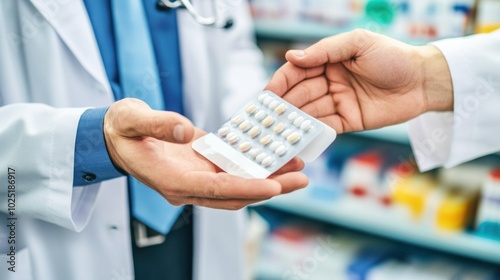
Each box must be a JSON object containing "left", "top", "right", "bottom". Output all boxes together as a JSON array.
[
  {"left": 0, "top": 104, "right": 100, "bottom": 231},
  {"left": 220, "top": 1, "right": 268, "bottom": 118},
  {"left": 408, "top": 30, "right": 500, "bottom": 171}
]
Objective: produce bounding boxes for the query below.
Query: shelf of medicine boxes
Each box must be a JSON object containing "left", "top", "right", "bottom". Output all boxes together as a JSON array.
[
  {"left": 262, "top": 186, "right": 500, "bottom": 264},
  {"left": 254, "top": 19, "right": 430, "bottom": 45},
  {"left": 254, "top": 19, "right": 352, "bottom": 41}
]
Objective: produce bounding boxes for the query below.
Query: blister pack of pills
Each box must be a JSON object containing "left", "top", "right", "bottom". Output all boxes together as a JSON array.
[{"left": 192, "top": 91, "right": 337, "bottom": 179}]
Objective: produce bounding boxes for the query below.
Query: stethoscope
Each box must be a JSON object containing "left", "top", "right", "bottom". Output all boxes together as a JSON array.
[{"left": 156, "top": 0, "right": 234, "bottom": 29}]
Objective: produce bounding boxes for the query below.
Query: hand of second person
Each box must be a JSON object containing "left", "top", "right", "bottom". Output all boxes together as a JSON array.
[
  {"left": 104, "top": 98, "right": 308, "bottom": 210},
  {"left": 266, "top": 29, "right": 453, "bottom": 133}
]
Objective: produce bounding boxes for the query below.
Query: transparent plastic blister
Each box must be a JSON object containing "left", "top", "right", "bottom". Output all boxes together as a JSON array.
[{"left": 192, "top": 91, "right": 337, "bottom": 179}]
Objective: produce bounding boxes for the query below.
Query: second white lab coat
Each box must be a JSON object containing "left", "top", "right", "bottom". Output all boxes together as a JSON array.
[
  {"left": 0, "top": 0, "right": 267, "bottom": 279},
  {"left": 408, "top": 30, "right": 500, "bottom": 171}
]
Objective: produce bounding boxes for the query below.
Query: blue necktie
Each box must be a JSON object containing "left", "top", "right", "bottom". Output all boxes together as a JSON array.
[{"left": 111, "top": 0, "right": 183, "bottom": 234}]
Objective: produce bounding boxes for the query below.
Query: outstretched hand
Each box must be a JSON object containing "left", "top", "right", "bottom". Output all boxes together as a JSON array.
[
  {"left": 266, "top": 29, "right": 453, "bottom": 133},
  {"left": 104, "top": 98, "right": 308, "bottom": 210}
]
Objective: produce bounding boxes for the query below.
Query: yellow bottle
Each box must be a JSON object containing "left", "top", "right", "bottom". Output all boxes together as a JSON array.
[
  {"left": 436, "top": 188, "right": 476, "bottom": 231},
  {"left": 392, "top": 175, "right": 436, "bottom": 220}
]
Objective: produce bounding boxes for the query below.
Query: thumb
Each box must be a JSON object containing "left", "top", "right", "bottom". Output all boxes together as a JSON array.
[
  {"left": 286, "top": 29, "right": 373, "bottom": 67},
  {"left": 111, "top": 98, "right": 195, "bottom": 143},
  {"left": 137, "top": 110, "right": 195, "bottom": 143}
]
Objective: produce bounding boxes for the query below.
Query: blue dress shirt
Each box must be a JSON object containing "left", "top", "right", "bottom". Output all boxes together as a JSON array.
[{"left": 74, "top": 0, "right": 184, "bottom": 186}]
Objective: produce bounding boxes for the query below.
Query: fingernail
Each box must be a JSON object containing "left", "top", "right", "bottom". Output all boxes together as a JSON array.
[
  {"left": 173, "top": 124, "right": 184, "bottom": 142},
  {"left": 289, "top": 49, "right": 305, "bottom": 57}
]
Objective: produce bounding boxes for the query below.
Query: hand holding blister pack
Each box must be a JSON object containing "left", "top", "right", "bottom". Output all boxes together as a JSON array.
[{"left": 192, "top": 91, "right": 337, "bottom": 179}]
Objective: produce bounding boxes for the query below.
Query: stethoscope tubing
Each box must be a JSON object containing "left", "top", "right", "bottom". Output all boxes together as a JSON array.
[{"left": 157, "top": 0, "right": 229, "bottom": 27}]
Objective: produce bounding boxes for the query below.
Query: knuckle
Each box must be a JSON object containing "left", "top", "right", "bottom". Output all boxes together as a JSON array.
[
  {"left": 205, "top": 185, "right": 218, "bottom": 199},
  {"left": 353, "top": 28, "right": 368, "bottom": 36},
  {"left": 121, "top": 98, "right": 145, "bottom": 112},
  {"left": 206, "top": 174, "right": 230, "bottom": 198},
  {"left": 148, "top": 116, "right": 167, "bottom": 138},
  {"left": 352, "top": 29, "right": 374, "bottom": 50}
]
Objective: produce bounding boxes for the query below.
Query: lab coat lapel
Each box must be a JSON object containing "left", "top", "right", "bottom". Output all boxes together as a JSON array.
[{"left": 29, "top": 0, "right": 110, "bottom": 92}]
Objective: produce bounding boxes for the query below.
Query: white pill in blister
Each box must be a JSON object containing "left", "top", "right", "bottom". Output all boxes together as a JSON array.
[
  {"left": 255, "top": 110, "right": 267, "bottom": 120},
  {"left": 262, "top": 156, "right": 274, "bottom": 167},
  {"left": 262, "top": 116, "right": 274, "bottom": 127},
  {"left": 248, "top": 126, "right": 261, "bottom": 138},
  {"left": 218, "top": 126, "right": 230, "bottom": 137},
  {"left": 231, "top": 115, "right": 243, "bottom": 125},
  {"left": 293, "top": 116, "right": 304, "bottom": 127},
  {"left": 248, "top": 148, "right": 260, "bottom": 158},
  {"left": 274, "top": 103, "right": 287, "bottom": 115},
  {"left": 260, "top": 135, "right": 272, "bottom": 146},
  {"left": 287, "top": 132, "right": 301, "bottom": 144},
  {"left": 246, "top": 104, "right": 257, "bottom": 114},
  {"left": 288, "top": 111, "right": 298, "bottom": 122},
  {"left": 258, "top": 93, "right": 268, "bottom": 103},
  {"left": 300, "top": 120, "right": 312, "bottom": 131},
  {"left": 226, "top": 132, "right": 239, "bottom": 144},
  {"left": 256, "top": 153, "right": 267, "bottom": 163},
  {"left": 269, "top": 141, "right": 281, "bottom": 152},
  {"left": 273, "top": 122, "right": 285, "bottom": 134},
  {"left": 239, "top": 120, "right": 251, "bottom": 132},
  {"left": 263, "top": 96, "right": 273, "bottom": 106},
  {"left": 239, "top": 142, "right": 251, "bottom": 152},
  {"left": 281, "top": 129, "right": 293, "bottom": 138},
  {"left": 268, "top": 100, "right": 279, "bottom": 110},
  {"left": 275, "top": 145, "right": 287, "bottom": 156}
]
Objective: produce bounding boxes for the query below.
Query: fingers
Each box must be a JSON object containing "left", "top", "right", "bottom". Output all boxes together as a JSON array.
[
  {"left": 118, "top": 98, "right": 195, "bottom": 143},
  {"left": 139, "top": 110, "right": 194, "bottom": 143},
  {"left": 318, "top": 115, "right": 346, "bottom": 133},
  {"left": 184, "top": 172, "right": 282, "bottom": 200},
  {"left": 286, "top": 29, "right": 375, "bottom": 68},
  {"left": 273, "top": 157, "right": 305, "bottom": 175},
  {"left": 280, "top": 76, "right": 328, "bottom": 108},
  {"left": 301, "top": 94, "right": 336, "bottom": 118},
  {"left": 268, "top": 172, "right": 309, "bottom": 194},
  {"left": 265, "top": 63, "right": 325, "bottom": 97},
  {"left": 173, "top": 198, "right": 263, "bottom": 210},
  {"left": 166, "top": 171, "right": 308, "bottom": 210},
  {"left": 177, "top": 167, "right": 308, "bottom": 200}
]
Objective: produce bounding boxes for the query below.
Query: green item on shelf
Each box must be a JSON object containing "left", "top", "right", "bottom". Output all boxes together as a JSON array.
[{"left": 365, "top": 0, "right": 395, "bottom": 25}]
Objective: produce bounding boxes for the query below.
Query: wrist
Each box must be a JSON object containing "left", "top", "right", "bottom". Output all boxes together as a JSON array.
[
  {"left": 103, "top": 107, "right": 126, "bottom": 174},
  {"left": 418, "top": 45, "right": 454, "bottom": 112}
]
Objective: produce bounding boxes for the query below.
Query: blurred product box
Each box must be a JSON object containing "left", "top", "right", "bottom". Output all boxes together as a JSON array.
[
  {"left": 474, "top": 0, "right": 500, "bottom": 33},
  {"left": 392, "top": 174, "right": 437, "bottom": 220},
  {"left": 476, "top": 168, "right": 500, "bottom": 240},
  {"left": 433, "top": 187, "right": 477, "bottom": 231},
  {"left": 250, "top": 0, "right": 475, "bottom": 42},
  {"left": 342, "top": 152, "right": 383, "bottom": 198},
  {"left": 320, "top": 147, "right": 496, "bottom": 233}
]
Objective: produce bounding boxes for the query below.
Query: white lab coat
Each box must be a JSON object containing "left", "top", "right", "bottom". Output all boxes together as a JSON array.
[
  {"left": 408, "top": 30, "right": 500, "bottom": 171},
  {"left": 0, "top": 0, "right": 267, "bottom": 279}
]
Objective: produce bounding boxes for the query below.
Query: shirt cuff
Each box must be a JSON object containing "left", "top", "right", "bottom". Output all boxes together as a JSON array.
[{"left": 73, "top": 107, "right": 126, "bottom": 186}]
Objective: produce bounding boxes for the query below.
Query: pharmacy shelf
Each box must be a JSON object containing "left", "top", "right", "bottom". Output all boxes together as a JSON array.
[
  {"left": 263, "top": 188, "right": 500, "bottom": 264},
  {"left": 352, "top": 123, "right": 409, "bottom": 144},
  {"left": 254, "top": 20, "right": 430, "bottom": 45},
  {"left": 255, "top": 20, "right": 352, "bottom": 41}
]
